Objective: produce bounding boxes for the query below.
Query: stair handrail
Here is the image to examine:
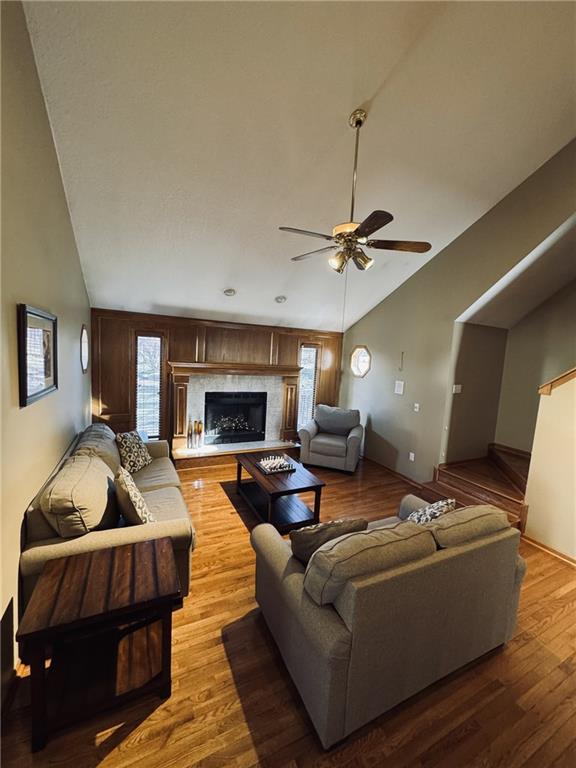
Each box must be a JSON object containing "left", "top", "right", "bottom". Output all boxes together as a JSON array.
[{"left": 538, "top": 366, "right": 576, "bottom": 396}]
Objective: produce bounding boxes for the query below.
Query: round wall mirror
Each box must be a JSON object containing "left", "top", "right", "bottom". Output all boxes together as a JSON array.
[
  {"left": 80, "top": 324, "right": 89, "bottom": 373},
  {"left": 350, "top": 345, "right": 371, "bottom": 378}
]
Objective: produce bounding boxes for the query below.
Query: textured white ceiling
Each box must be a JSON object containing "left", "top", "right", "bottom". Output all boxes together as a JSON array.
[{"left": 24, "top": 1, "right": 576, "bottom": 330}]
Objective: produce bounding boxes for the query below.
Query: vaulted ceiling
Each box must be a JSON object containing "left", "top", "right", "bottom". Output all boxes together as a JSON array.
[{"left": 24, "top": 1, "right": 575, "bottom": 330}]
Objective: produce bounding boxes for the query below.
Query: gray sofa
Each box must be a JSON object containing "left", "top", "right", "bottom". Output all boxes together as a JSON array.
[
  {"left": 299, "top": 404, "right": 363, "bottom": 472},
  {"left": 19, "top": 424, "right": 195, "bottom": 615},
  {"left": 251, "top": 495, "right": 525, "bottom": 748}
]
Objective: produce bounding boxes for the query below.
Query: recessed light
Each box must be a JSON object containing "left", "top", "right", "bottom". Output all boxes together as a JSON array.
[
  {"left": 275, "top": 295, "right": 287, "bottom": 303},
  {"left": 223, "top": 288, "right": 236, "bottom": 297}
]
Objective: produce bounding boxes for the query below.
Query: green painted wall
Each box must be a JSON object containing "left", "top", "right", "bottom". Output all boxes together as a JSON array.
[{"left": 340, "top": 140, "right": 576, "bottom": 482}]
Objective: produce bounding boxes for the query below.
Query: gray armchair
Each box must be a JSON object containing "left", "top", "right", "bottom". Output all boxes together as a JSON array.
[{"left": 298, "top": 404, "right": 363, "bottom": 472}]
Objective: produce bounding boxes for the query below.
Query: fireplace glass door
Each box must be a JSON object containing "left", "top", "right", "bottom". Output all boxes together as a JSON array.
[{"left": 204, "top": 392, "right": 267, "bottom": 444}]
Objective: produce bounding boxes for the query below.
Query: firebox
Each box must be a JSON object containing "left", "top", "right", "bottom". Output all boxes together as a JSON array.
[{"left": 204, "top": 392, "right": 267, "bottom": 444}]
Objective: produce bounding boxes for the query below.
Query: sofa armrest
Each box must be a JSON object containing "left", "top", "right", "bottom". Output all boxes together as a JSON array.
[
  {"left": 20, "top": 518, "right": 193, "bottom": 579},
  {"left": 251, "top": 524, "right": 351, "bottom": 661},
  {"left": 505, "top": 554, "right": 527, "bottom": 641},
  {"left": 145, "top": 440, "right": 170, "bottom": 459},
  {"left": 298, "top": 420, "right": 318, "bottom": 449},
  {"left": 344, "top": 424, "right": 364, "bottom": 472},
  {"left": 398, "top": 494, "right": 428, "bottom": 520},
  {"left": 251, "top": 523, "right": 297, "bottom": 578},
  {"left": 347, "top": 424, "right": 363, "bottom": 445}
]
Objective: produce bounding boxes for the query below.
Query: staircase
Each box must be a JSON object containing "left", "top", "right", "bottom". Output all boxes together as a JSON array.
[{"left": 419, "top": 443, "right": 530, "bottom": 531}]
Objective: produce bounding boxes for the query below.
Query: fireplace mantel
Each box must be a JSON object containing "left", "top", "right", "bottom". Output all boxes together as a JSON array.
[
  {"left": 169, "top": 361, "right": 301, "bottom": 377},
  {"left": 169, "top": 361, "right": 301, "bottom": 443}
]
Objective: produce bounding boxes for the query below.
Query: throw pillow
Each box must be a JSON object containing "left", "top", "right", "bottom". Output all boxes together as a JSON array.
[
  {"left": 40, "top": 454, "right": 118, "bottom": 537},
  {"left": 115, "top": 467, "right": 155, "bottom": 524},
  {"left": 407, "top": 498, "right": 456, "bottom": 525},
  {"left": 75, "top": 427, "right": 122, "bottom": 473},
  {"left": 116, "top": 431, "right": 153, "bottom": 474},
  {"left": 290, "top": 518, "right": 368, "bottom": 564}
]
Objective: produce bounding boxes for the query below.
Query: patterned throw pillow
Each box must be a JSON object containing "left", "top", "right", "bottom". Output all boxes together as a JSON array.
[
  {"left": 407, "top": 498, "right": 456, "bottom": 525},
  {"left": 115, "top": 467, "right": 155, "bottom": 525},
  {"left": 116, "top": 431, "right": 152, "bottom": 474}
]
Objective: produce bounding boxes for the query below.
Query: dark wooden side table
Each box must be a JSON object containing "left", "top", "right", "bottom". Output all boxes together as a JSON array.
[
  {"left": 235, "top": 452, "right": 325, "bottom": 534},
  {"left": 16, "top": 537, "right": 182, "bottom": 752}
]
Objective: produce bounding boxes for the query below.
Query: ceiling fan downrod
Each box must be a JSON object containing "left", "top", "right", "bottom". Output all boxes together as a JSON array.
[{"left": 348, "top": 109, "right": 367, "bottom": 223}]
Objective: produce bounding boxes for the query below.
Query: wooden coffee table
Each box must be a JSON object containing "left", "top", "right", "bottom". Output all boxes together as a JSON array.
[
  {"left": 235, "top": 452, "right": 325, "bottom": 534},
  {"left": 16, "top": 538, "right": 182, "bottom": 751}
]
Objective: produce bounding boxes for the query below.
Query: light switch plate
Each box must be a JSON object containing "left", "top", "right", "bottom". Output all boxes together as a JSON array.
[
  {"left": 409, "top": 452, "right": 415, "bottom": 462},
  {"left": 394, "top": 380, "right": 405, "bottom": 395},
  {"left": 413, "top": 403, "right": 420, "bottom": 412},
  {"left": 452, "top": 384, "right": 462, "bottom": 394}
]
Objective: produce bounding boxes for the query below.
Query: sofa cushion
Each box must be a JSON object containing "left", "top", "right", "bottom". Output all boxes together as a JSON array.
[
  {"left": 304, "top": 522, "right": 436, "bottom": 606},
  {"left": 115, "top": 468, "right": 155, "bottom": 524},
  {"left": 290, "top": 518, "right": 368, "bottom": 564},
  {"left": 310, "top": 433, "right": 347, "bottom": 458},
  {"left": 116, "top": 431, "right": 153, "bottom": 474},
  {"left": 367, "top": 516, "right": 403, "bottom": 529},
  {"left": 21, "top": 487, "right": 194, "bottom": 580},
  {"left": 85, "top": 423, "right": 116, "bottom": 439},
  {"left": 74, "top": 426, "right": 122, "bottom": 473},
  {"left": 429, "top": 505, "right": 510, "bottom": 548},
  {"left": 141, "top": 486, "right": 195, "bottom": 550},
  {"left": 132, "top": 457, "right": 181, "bottom": 492},
  {"left": 315, "top": 405, "right": 360, "bottom": 436},
  {"left": 40, "top": 454, "right": 118, "bottom": 538}
]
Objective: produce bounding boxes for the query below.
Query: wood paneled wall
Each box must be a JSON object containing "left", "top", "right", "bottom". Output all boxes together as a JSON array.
[{"left": 91, "top": 308, "right": 343, "bottom": 440}]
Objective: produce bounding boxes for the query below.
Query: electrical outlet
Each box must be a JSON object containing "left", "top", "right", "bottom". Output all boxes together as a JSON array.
[
  {"left": 413, "top": 403, "right": 420, "bottom": 412},
  {"left": 394, "top": 380, "right": 405, "bottom": 395},
  {"left": 409, "top": 452, "right": 415, "bottom": 462},
  {"left": 452, "top": 384, "right": 462, "bottom": 394}
]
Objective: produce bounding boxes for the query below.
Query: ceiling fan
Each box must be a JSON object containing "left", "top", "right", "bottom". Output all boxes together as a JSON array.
[{"left": 279, "top": 109, "right": 431, "bottom": 274}]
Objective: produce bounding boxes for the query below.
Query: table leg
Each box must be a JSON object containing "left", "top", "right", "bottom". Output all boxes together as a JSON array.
[
  {"left": 30, "top": 643, "right": 47, "bottom": 752},
  {"left": 313, "top": 488, "right": 322, "bottom": 524},
  {"left": 159, "top": 609, "right": 172, "bottom": 699},
  {"left": 267, "top": 497, "right": 274, "bottom": 524},
  {"left": 236, "top": 461, "right": 242, "bottom": 492}
]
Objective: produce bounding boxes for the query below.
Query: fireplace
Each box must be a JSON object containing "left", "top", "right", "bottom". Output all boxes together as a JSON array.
[{"left": 204, "top": 391, "right": 267, "bottom": 444}]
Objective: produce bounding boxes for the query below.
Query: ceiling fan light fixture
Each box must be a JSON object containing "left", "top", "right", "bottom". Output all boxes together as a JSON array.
[
  {"left": 352, "top": 250, "right": 374, "bottom": 271},
  {"left": 328, "top": 250, "right": 348, "bottom": 274}
]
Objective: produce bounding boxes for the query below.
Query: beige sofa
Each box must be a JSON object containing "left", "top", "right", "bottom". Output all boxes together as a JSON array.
[
  {"left": 251, "top": 496, "right": 525, "bottom": 749},
  {"left": 19, "top": 424, "right": 195, "bottom": 615}
]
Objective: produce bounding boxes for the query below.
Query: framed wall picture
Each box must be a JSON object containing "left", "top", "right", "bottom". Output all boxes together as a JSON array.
[
  {"left": 80, "top": 324, "right": 89, "bottom": 373},
  {"left": 17, "top": 304, "right": 58, "bottom": 407}
]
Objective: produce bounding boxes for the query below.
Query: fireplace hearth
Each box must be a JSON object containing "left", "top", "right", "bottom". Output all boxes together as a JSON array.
[{"left": 205, "top": 392, "right": 267, "bottom": 444}]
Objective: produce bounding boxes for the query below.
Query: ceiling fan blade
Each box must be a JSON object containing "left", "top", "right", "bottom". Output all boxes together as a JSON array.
[
  {"left": 367, "top": 239, "right": 432, "bottom": 253},
  {"left": 279, "top": 226, "right": 334, "bottom": 242},
  {"left": 355, "top": 210, "right": 394, "bottom": 238},
  {"left": 291, "top": 246, "right": 337, "bottom": 262}
]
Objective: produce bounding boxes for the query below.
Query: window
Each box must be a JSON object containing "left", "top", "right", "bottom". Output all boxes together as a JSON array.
[
  {"left": 297, "top": 345, "right": 319, "bottom": 429},
  {"left": 350, "top": 345, "right": 371, "bottom": 378},
  {"left": 136, "top": 335, "right": 162, "bottom": 439}
]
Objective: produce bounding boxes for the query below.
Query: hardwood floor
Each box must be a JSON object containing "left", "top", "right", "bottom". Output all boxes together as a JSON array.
[{"left": 3, "top": 459, "right": 575, "bottom": 767}]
